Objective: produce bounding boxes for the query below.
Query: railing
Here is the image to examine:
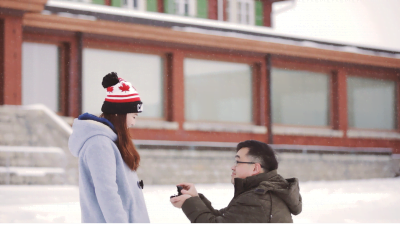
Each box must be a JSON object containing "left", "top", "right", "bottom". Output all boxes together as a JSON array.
[{"left": 0, "top": 146, "right": 68, "bottom": 185}]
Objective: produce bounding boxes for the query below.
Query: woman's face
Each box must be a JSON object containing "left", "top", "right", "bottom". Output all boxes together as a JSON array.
[{"left": 126, "top": 113, "right": 138, "bottom": 128}]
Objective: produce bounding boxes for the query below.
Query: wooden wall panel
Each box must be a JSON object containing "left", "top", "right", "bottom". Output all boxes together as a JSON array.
[
  {"left": 130, "top": 129, "right": 267, "bottom": 143},
  {"left": 252, "top": 63, "right": 261, "bottom": 125},
  {"left": 262, "top": 0, "right": 272, "bottom": 27},
  {"left": 396, "top": 74, "right": 400, "bottom": 132},
  {"left": 208, "top": 0, "right": 218, "bottom": 20},
  {"left": 167, "top": 51, "right": 185, "bottom": 127},
  {"left": 22, "top": 13, "right": 400, "bottom": 69},
  {"left": 265, "top": 54, "right": 273, "bottom": 144},
  {"left": 0, "top": 15, "right": 23, "bottom": 105},
  {"left": 337, "top": 69, "right": 348, "bottom": 134},
  {"left": 330, "top": 71, "right": 339, "bottom": 129},
  {"left": 259, "top": 59, "right": 268, "bottom": 127},
  {"left": 223, "top": 0, "right": 227, "bottom": 21},
  {"left": 274, "top": 135, "right": 400, "bottom": 153},
  {"left": 0, "top": 0, "right": 47, "bottom": 13},
  {"left": 157, "top": 0, "right": 164, "bottom": 13}
]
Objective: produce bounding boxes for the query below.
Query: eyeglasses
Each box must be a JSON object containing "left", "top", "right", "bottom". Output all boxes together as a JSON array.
[
  {"left": 236, "top": 160, "right": 256, "bottom": 165},
  {"left": 235, "top": 160, "right": 264, "bottom": 168},
  {"left": 235, "top": 160, "right": 258, "bottom": 167}
]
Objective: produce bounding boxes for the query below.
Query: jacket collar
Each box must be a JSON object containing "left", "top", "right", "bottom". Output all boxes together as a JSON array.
[
  {"left": 233, "top": 170, "right": 278, "bottom": 198},
  {"left": 78, "top": 113, "right": 116, "bottom": 133}
]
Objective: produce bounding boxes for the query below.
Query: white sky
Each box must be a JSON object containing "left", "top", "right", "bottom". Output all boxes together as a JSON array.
[{"left": 272, "top": 0, "right": 400, "bottom": 52}]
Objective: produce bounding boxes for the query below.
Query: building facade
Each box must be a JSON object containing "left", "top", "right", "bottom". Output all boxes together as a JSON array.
[{"left": 1, "top": 0, "right": 400, "bottom": 156}]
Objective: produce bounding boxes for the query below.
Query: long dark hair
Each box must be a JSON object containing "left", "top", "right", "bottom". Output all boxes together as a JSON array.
[{"left": 100, "top": 113, "right": 140, "bottom": 171}]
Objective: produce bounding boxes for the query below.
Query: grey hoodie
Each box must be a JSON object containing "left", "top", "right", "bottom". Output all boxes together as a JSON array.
[{"left": 68, "top": 117, "right": 150, "bottom": 223}]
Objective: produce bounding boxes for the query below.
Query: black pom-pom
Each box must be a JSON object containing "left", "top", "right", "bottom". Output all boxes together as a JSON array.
[{"left": 102, "top": 72, "right": 120, "bottom": 88}]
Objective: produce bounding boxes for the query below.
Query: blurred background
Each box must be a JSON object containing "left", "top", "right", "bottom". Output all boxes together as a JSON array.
[{"left": 0, "top": 0, "right": 400, "bottom": 223}]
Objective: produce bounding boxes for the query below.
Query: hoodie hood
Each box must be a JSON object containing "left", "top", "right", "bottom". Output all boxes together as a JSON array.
[
  {"left": 258, "top": 175, "right": 302, "bottom": 215},
  {"left": 68, "top": 114, "right": 117, "bottom": 157},
  {"left": 234, "top": 170, "right": 302, "bottom": 215}
]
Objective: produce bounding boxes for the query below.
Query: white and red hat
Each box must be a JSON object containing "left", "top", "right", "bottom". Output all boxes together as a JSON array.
[{"left": 101, "top": 72, "right": 143, "bottom": 114}]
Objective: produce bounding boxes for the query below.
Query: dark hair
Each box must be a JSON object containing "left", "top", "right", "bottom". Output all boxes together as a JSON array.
[
  {"left": 236, "top": 140, "right": 278, "bottom": 172},
  {"left": 100, "top": 113, "right": 140, "bottom": 171}
]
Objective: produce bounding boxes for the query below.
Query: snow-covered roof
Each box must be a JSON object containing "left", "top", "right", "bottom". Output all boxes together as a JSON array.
[{"left": 45, "top": 0, "right": 400, "bottom": 59}]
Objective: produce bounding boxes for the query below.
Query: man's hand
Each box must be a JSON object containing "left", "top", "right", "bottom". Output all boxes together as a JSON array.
[
  {"left": 178, "top": 183, "right": 199, "bottom": 197},
  {"left": 170, "top": 194, "right": 191, "bottom": 209}
]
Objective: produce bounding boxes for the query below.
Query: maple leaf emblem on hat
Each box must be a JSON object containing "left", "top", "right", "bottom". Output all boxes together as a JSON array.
[
  {"left": 119, "top": 83, "right": 130, "bottom": 92},
  {"left": 107, "top": 86, "right": 114, "bottom": 93}
]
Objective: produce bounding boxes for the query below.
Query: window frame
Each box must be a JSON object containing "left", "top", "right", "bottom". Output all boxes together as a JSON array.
[
  {"left": 82, "top": 38, "right": 168, "bottom": 121},
  {"left": 226, "top": 0, "right": 255, "bottom": 25},
  {"left": 345, "top": 67, "right": 400, "bottom": 133},
  {"left": 123, "top": 0, "right": 147, "bottom": 11},
  {"left": 183, "top": 50, "right": 265, "bottom": 125},
  {"left": 22, "top": 31, "right": 75, "bottom": 117},
  {"left": 271, "top": 57, "right": 334, "bottom": 129}
]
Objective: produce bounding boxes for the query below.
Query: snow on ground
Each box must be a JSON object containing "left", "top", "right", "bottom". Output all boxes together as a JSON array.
[{"left": 1, "top": 177, "right": 400, "bottom": 223}]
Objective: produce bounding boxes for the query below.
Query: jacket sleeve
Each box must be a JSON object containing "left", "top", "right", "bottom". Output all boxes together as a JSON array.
[
  {"left": 84, "top": 136, "right": 128, "bottom": 223},
  {"left": 182, "top": 194, "right": 268, "bottom": 223},
  {"left": 198, "top": 193, "right": 227, "bottom": 216}
]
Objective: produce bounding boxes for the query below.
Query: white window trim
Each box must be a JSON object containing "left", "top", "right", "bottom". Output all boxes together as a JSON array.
[
  {"left": 183, "top": 122, "right": 267, "bottom": 134},
  {"left": 123, "top": 0, "right": 147, "bottom": 12},
  {"left": 174, "top": 0, "right": 197, "bottom": 17},
  {"left": 226, "top": 0, "right": 255, "bottom": 25},
  {"left": 272, "top": 125, "right": 344, "bottom": 138},
  {"left": 218, "top": 0, "right": 224, "bottom": 21},
  {"left": 134, "top": 119, "right": 179, "bottom": 130},
  {"left": 347, "top": 129, "right": 400, "bottom": 140}
]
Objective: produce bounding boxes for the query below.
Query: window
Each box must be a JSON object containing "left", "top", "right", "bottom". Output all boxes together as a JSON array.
[
  {"left": 184, "top": 58, "right": 252, "bottom": 123},
  {"left": 271, "top": 68, "right": 330, "bottom": 126},
  {"left": 174, "top": 0, "right": 197, "bottom": 16},
  {"left": 83, "top": 48, "right": 164, "bottom": 118},
  {"left": 347, "top": 76, "right": 396, "bottom": 130},
  {"left": 226, "top": 0, "right": 255, "bottom": 25},
  {"left": 22, "top": 42, "right": 60, "bottom": 112},
  {"left": 123, "top": 0, "right": 146, "bottom": 11}
]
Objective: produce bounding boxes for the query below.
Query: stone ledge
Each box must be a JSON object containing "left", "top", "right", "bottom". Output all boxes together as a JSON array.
[
  {"left": 347, "top": 129, "right": 400, "bottom": 140},
  {"left": 273, "top": 125, "right": 343, "bottom": 137},
  {"left": 183, "top": 122, "right": 267, "bottom": 134},
  {"left": 277, "top": 153, "right": 392, "bottom": 162},
  {"left": 134, "top": 119, "right": 179, "bottom": 130}
]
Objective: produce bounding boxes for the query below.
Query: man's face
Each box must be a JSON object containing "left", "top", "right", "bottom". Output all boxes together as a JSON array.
[{"left": 231, "top": 147, "right": 258, "bottom": 184}]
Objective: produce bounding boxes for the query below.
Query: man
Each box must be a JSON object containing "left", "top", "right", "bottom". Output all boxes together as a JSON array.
[{"left": 170, "top": 140, "right": 302, "bottom": 223}]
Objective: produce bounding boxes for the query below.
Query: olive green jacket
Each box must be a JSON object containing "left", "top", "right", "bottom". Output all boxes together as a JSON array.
[{"left": 181, "top": 170, "right": 302, "bottom": 223}]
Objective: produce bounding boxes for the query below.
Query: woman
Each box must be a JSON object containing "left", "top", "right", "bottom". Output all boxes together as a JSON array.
[{"left": 68, "top": 72, "right": 149, "bottom": 223}]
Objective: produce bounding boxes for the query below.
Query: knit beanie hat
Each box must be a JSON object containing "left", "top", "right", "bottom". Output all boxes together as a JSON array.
[{"left": 101, "top": 72, "right": 143, "bottom": 114}]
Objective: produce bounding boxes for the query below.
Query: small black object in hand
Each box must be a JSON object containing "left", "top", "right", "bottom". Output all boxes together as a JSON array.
[{"left": 170, "top": 186, "right": 183, "bottom": 198}]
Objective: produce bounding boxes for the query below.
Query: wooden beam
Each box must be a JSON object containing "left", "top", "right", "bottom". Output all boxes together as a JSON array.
[
  {"left": 336, "top": 68, "right": 348, "bottom": 135},
  {"left": 166, "top": 51, "right": 185, "bottom": 128},
  {"left": 208, "top": 0, "right": 218, "bottom": 20},
  {"left": 72, "top": 32, "right": 83, "bottom": 117},
  {"left": 396, "top": 73, "right": 400, "bottom": 132},
  {"left": 59, "top": 42, "right": 69, "bottom": 115},
  {"left": 22, "top": 13, "right": 400, "bottom": 69},
  {"left": 157, "top": 0, "right": 164, "bottom": 13},
  {"left": 265, "top": 54, "right": 273, "bottom": 144},
  {"left": 0, "top": 0, "right": 47, "bottom": 13},
  {"left": 0, "top": 15, "right": 23, "bottom": 105},
  {"left": 262, "top": 0, "right": 272, "bottom": 27},
  {"left": 331, "top": 71, "right": 339, "bottom": 130}
]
